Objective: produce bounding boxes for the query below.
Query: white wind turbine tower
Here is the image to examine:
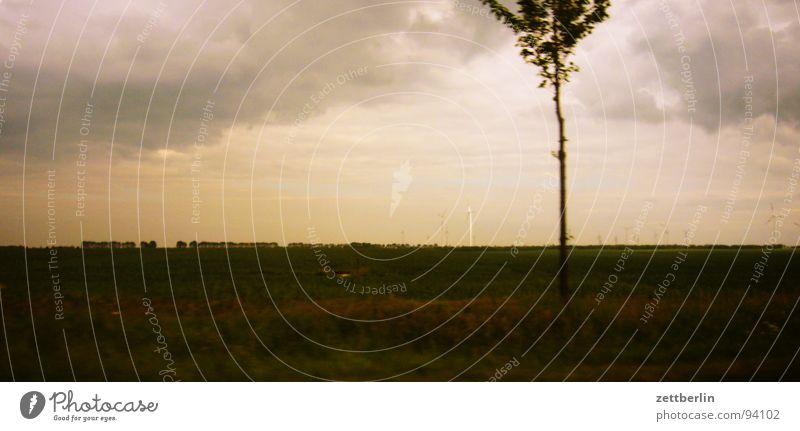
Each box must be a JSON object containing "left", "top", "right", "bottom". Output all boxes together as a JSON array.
[
  {"left": 437, "top": 211, "right": 446, "bottom": 246},
  {"left": 766, "top": 204, "right": 780, "bottom": 237},
  {"left": 466, "top": 206, "right": 474, "bottom": 246}
]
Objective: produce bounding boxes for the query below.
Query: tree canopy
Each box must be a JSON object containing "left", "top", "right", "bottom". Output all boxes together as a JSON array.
[{"left": 480, "top": 0, "right": 610, "bottom": 87}]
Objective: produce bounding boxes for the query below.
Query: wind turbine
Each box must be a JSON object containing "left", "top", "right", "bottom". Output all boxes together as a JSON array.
[
  {"left": 766, "top": 204, "right": 780, "bottom": 236},
  {"left": 660, "top": 222, "right": 670, "bottom": 245},
  {"left": 437, "top": 211, "right": 446, "bottom": 246},
  {"left": 623, "top": 226, "right": 632, "bottom": 244},
  {"left": 466, "top": 206, "right": 474, "bottom": 247}
]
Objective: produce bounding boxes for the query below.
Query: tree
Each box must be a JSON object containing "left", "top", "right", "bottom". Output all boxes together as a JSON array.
[{"left": 480, "top": 0, "right": 610, "bottom": 300}]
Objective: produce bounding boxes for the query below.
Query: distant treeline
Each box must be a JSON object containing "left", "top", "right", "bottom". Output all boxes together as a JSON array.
[
  {"left": 179, "top": 241, "right": 280, "bottom": 249},
  {"left": 0, "top": 242, "right": 791, "bottom": 250},
  {"left": 82, "top": 241, "right": 153, "bottom": 249}
]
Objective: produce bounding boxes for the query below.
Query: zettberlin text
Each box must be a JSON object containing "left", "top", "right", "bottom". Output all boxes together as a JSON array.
[{"left": 656, "top": 392, "right": 715, "bottom": 403}]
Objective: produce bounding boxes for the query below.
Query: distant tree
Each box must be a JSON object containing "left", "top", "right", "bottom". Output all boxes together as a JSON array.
[
  {"left": 480, "top": 0, "right": 610, "bottom": 300},
  {"left": 148, "top": 240, "right": 157, "bottom": 249},
  {"left": 176, "top": 241, "right": 187, "bottom": 248},
  {"left": 140, "top": 241, "right": 148, "bottom": 249}
]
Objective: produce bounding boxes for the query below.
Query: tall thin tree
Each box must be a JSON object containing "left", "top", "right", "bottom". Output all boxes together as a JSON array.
[{"left": 480, "top": 0, "right": 610, "bottom": 300}]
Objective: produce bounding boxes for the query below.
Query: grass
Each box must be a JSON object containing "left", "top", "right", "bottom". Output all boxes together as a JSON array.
[{"left": 0, "top": 245, "right": 798, "bottom": 381}]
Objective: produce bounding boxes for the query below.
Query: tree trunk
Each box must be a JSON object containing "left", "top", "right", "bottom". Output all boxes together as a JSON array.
[{"left": 554, "top": 77, "right": 568, "bottom": 301}]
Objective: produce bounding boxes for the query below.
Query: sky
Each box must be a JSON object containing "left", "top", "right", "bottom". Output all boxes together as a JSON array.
[{"left": 0, "top": 0, "right": 798, "bottom": 247}]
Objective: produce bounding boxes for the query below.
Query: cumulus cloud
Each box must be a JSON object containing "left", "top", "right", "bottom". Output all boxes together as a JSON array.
[
  {"left": 572, "top": 0, "right": 800, "bottom": 133},
  {"left": 0, "top": 0, "right": 512, "bottom": 159}
]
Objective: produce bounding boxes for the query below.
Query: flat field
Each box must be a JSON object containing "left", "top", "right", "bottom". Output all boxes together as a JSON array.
[{"left": 0, "top": 245, "right": 797, "bottom": 381}]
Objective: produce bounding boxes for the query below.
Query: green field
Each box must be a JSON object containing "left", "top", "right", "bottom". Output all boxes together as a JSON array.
[{"left": 0, "top": 245, "right": 798, "bottom": 381}]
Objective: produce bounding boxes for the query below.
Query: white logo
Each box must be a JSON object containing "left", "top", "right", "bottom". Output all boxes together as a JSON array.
[
  {"left": 20, "top": 391, "right": 45, "bottom": 419},
  {"left": 390, "top": 160, "right": 413, "bottom": 217}
]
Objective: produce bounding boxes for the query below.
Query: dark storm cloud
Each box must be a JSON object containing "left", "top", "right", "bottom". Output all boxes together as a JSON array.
[
  {"left": 1, "top": 0, "right": 797, "bottom": 162},
  {"left": 0, "top": 0, "right": 510, "bottom": 160}
]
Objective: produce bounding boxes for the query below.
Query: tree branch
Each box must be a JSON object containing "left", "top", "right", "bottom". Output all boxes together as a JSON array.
[{"left": 479, "top": 0, "right": 526, "bottom": 33}]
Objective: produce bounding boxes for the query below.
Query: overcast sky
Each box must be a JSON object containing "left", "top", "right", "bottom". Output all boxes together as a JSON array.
[{"left": 0, "top": 0, "right": 798, "bottom": 247}]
